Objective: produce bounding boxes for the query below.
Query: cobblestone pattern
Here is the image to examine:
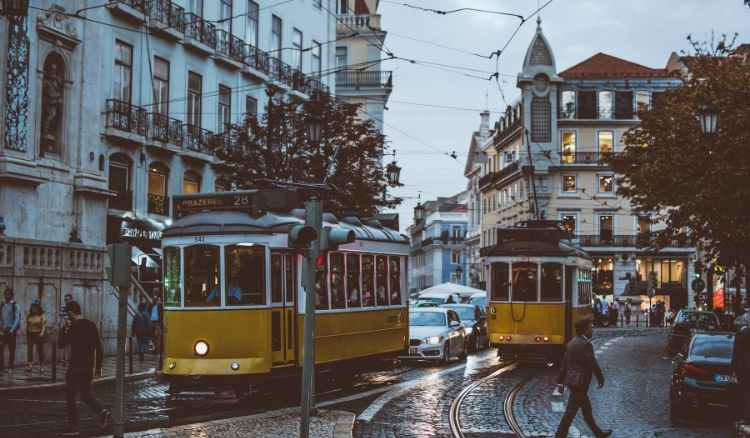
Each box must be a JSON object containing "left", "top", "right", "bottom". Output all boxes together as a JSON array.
[{"left": 458, "top": 369, "right": 522, "bottom": 437}]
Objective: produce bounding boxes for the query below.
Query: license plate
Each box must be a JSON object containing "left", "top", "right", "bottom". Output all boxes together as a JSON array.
[
  {"left": 409, "top": 347, "right": 418, "bottom": 356},
  {"left": 715, "top": 374, "right": 734, "bottom": 383}
]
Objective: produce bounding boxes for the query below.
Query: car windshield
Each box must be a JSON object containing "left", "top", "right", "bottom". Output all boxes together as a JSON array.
[
  {"left": 410, "top": 312, "right": 446, "bottom": 327},
  {"left": 690, "top": 336, "right": 734, "bottom": 360},
  {"left": 445, "top": 307, "right": 475, "bottom": 322},
  {"left": 677, "top": 312, "right": 719, "bottom": 327},
  {"left": 470, "top": 296, "right": 487, "bottom": 308},
  {"left": 418, "top": 297, "right": 444, "bottom": 305}
]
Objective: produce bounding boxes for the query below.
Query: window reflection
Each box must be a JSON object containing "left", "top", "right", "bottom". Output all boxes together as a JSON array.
[
  {"left": 163, "top": 246, "right": 181, "bottom": 307},
  {"left": 512, "top": 262, "right": 538, "bottom": 301},
  {"left": 491, "top": 262, "right": 509, "bottom": 301},
  {"left": 347, "top": 254, "right": 361, "bottom": 307},
  {"left": 389, "top": 257, "right": 402, "bottom": 305},
  {"left": 225, "top": 244, "right": 266, "bottom": 306},
  {"left": 330, "top": 253, "right": 345, "bottom": 309},
  {"left": 362, "top": 255, "right": 375, "bottom": 306},
  {"left": 561, "top": 90, "right": 576, "bottom": 119},
  {"left": 541, "top": 263, "right": 563, "bottom": 301},
  {"left": 598, "top": 91, "right": 613, "bottom": 119},
  {"left": 376, "top": 255, "right": 388, "bottom": 306},
  {"left": 185, "top": 245, "right": 220, "bottom": 307}
]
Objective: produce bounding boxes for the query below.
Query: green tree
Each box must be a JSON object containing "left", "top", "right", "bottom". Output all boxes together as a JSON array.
[
  {"left": 214, "top": 91, "right": 401, "bottom": 216},
  {"left": 610, "top": 36, "right": 750, "bottom": 310}
]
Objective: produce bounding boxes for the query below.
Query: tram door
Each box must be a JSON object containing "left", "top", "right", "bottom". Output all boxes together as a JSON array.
[
  {"left": 271, "top": 253, "right": 297, "bottom": 364},
  {"left": 564, "top": 266, "right": 576, "bottom": 342}
]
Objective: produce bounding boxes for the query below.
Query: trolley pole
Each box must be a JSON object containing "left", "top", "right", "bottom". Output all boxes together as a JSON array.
[
  {"left": 300, "top": 198, "right": 322, "bottom": 438},
  {"left": 109, "top": 243, "right": 131, "bottom": 438}
]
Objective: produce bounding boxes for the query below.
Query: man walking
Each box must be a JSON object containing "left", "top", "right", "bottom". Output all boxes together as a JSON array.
[
  {"left": 0, "top": 287, "right": 22, "bottom": 370},
  {"left": 58, "top": 301, "right": 111, "bottom": 435},
  {"left": 148, "top": 288, "right": 163, "bottom": 354},
  {"left": 555, "top": 317, "right": 613, "bottom": 438}
]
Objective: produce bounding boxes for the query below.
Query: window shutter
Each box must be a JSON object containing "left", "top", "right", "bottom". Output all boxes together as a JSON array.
[
  {"left": 578, "top": 91, "right": 596, "bottom": 119},
  {"left": 615, "top": 91, "right": 633, "bottom": 119}
]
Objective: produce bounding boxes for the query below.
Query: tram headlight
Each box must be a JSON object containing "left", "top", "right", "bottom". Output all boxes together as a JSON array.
[
  {"left": 425, "top": 336, "right": 442, "bottom": 345},
  {"left": 230, "top": 362, "right": 240, "bottom": 371},
  {"left": 543, "top": 336, "right": 550, "bottom": 343},
  {"left": 168, "top": 362, "right": 176, "bottom": 370},
  {"left": 194, "top": 340, "right": 209, "bottom": 356}
]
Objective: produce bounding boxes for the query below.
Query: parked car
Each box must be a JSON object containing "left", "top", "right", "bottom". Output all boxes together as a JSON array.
[
  {"left": 667, "top": 310, "right": 720, "bottom": 354},
  {"left": 400, "top": 307, "right": 467, "bottom": 363},
  {"left": 670, "top": 331, "right": 737, "bottom": 424},
  {"left": 441, "top": 304, "right": 488, "bottom": 352}
]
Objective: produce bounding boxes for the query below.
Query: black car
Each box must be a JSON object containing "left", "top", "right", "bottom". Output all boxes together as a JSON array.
[
  {"left": 670, "top": 332, "right": 737, "bottom": 423},
  {"left": 667, "top": 310, "right": 720, "bottom": 354}
]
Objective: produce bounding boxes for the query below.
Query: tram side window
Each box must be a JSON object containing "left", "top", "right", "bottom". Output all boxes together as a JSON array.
[
  {"left": 285, "top": 254, "right": 296, "bottom": 304},
  {"left": 271, "top": 253, "right": 283, "bottom": 303},
  {"left": 512, "top": 262, "right": 538, "bottom": 302},
  {"left": 315, "top": 257, "right": 329, "bottom": 310},
  {"left": 389, "top": 256, "right": 402, "bottom": 306},
  {"left": 362, "top": 255, "right": 375, "bottom": 306},
  {"left": 184, "top": 245, "right": 221, "bottom": 307},
  {"left": 226, "top": 244, "right": 266, "bottom": 306},
  {"left": 346, "top": 253, "right": 361, "bottom": 307},
  {"left": 376, "top": 255, "right": 388, "bottom": 306},
  {"left": 491, "top": 262, "right": 509, "bottom": 301},
  {"left": 541, "top": 263, "right": 563, "bottom": 302},
  {"left": 163, "top": 246, "right": 181, "bottom": 307},
  {"left": 330, "top": 253, "right": 345, "bottom": 309}
]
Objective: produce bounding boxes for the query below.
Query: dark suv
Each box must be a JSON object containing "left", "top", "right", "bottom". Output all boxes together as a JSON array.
[{"left": 667, "top": 310, "right": 720, "bottom": 354}]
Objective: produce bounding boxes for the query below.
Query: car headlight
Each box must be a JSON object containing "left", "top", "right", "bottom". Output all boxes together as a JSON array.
[
  {"left": 194, "top": 340, "right": 209, "bottom": 356},
  {"left": 425, "top": 336, "right": 442, "bottom": 345}
]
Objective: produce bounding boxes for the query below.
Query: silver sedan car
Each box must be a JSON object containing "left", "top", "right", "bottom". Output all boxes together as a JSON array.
[{"left": 400, "top": 307, "right": 467, "bottom": 363}]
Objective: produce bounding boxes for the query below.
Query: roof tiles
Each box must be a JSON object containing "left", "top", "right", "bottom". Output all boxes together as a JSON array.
[{"left": 560, "top": 52, "right": 671, "bottom": 79}]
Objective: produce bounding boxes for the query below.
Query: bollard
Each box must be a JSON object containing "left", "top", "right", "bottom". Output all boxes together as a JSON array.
[
  {"left": 128, "top": 336, "right": 134, "bottom": 375},
  {"left": 51, "top": 339, "right": 57, "bottom": 382}
]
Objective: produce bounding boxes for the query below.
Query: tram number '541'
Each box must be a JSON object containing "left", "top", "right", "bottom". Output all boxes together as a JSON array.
[{"left": 194, "top": 236, "right": 205, "bottom": 242}]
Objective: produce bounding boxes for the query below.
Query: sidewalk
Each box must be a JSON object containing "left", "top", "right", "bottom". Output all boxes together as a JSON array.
[
  {"left": 117, "top": 408, "right": 355, "bottom": 438},
  {"left": 0, "top": 353, "right": 159, "bottom": 393}
]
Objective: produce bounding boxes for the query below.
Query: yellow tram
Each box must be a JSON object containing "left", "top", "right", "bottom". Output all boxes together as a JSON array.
[
  {"left": 483, "top": 221, "right": 593, "bottom": 363},
  {"left": 159, "top": 190, "right": 409, "bottom": 395}
]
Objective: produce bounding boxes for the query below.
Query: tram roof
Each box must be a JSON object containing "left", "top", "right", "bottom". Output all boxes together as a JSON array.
[{"left": 481, "top": 222, "right": 591, "bottom": 259}]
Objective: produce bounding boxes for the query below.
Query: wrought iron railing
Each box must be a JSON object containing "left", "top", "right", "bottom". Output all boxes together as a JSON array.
[
  {"left": 242, "top": 43, "right": 270, "bottom": 74},
  {"left": 108, "top": 190, "right": 133, "bottom": 211},
  {"left": 105, "top": 99, "right": 147, "bottom": 136},
  {"left": 184, "top": 124, "right": 213, "bottom": 154},
  {"left": 148, "top": 113, "right": 183, "bottom": 146},
  {"left": 147, "top": 193, "right": 170, "bottom": 216},
  {"left": 183, "top": 12, "right": 216, "bottom": 48},
  {"left": 268, "top": 57, "right": 283, "bottom": 80},
  {"left": 560, "top": 151, "right": 619, "bottom": 165},
  {"left": 147, "top": 0, "right": 184, "bottom": 32},
  {"left": 576, "top": 234, "right": 693, "bottom": 248},
  {"left": 478, "top": 161, "right": 519, "bottom": 188},
  {"left": 336, "top": 70, "right": 393, "bottom": 88}
]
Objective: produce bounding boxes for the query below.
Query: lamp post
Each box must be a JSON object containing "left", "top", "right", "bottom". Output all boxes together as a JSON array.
[{"left": 697, "top": 104, "right": 719, "bottom": 135}]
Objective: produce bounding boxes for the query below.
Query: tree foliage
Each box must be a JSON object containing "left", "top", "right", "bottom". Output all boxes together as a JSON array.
[
  {"left": 610, "top": 35, "right": 750, "bottom": 268},
  {"left": 214, "top": 92, "right": 401, "bottom": 216}
]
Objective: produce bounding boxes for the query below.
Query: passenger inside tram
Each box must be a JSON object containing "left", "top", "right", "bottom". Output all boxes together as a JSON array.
[
  {"left": 347, "top": 254, "right": 361, "bottom": 307},
  {"left": 362, "top": 255, "right": 375, "bottom": 306}
]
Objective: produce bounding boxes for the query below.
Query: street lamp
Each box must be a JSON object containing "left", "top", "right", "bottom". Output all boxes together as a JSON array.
[
  {"left": 697, "top": 104, "right": 718, "bottom": 135},
  {"left": 386, "top": 160, "right": 401, "bottom": 187},
  {"left": 414, "top": 202, "right": 425, "bottom": 223}
]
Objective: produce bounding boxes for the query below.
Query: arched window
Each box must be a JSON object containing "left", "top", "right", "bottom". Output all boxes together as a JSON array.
[
  {"left": 108, "top": 153, "right": 132, "bottom": 210},
  {"left": 183, "top": 171, "right": 201, "bottom": 194},
  {"left": 40, "top": 53, "right": 66, "bottom": 156},
  {"left": 148, "top": 162, "right": 169, "bottom": 215}
]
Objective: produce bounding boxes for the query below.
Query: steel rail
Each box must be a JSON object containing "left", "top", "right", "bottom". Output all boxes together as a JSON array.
[{"left": 504, "top": 373, "right": 535, "bottom": 438}]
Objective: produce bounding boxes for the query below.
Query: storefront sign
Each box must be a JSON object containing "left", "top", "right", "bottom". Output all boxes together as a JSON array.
[{"left": 120, "top": 221, "right": 161, "bottom": 241}]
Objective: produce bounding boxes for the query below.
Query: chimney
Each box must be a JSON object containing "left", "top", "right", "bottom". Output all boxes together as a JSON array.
[{"left": 479, "top": 110, "right": 490, "bottom": 140}]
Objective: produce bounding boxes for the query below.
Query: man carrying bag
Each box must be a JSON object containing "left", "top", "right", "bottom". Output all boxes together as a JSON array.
[{"left": 555, "top": 317, "right": 613, "bottom": 438}]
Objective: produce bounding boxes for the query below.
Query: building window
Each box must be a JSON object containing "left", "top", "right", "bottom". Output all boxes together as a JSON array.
[
  {"left": 615, "top": 90, "right": 633, "bottom": 119},
  {"left": 451, "top": 250, "right": 461, "bottom": 264},
  {"left": 40, "top": 53, "right": 66, "bottom": 156},
  {"left": 219, "top": 0, "right": 232, "bottom": 33},
  {"left": 113, "top": 40, "right": 133, "bottom": 103},
  {"left": 578, "top": 90, "right": 596, "bottom": 119},
  {"left": 597, "top": 131, "right": 614, "bottom": 155},
  {"left": 291, "top": 28, "right": 303, "bottom": 70},
  {"left": 336, "top": 46, "right": 347, "bottom": 68},
  {"left": 339, "top": 0, "right": 348, "bottom": 13},
  {"left": 599, "top": 215, "right": 613, "bottom": 242},
  {"left": 560, "top": 90, "right": 576, "bottom": 119},
  {"left": 218, "top": 85, "right": 231, "bottom": 133},
  {"left": 271, "top": 15, "right": 282, "bottom": 54},
  {"left": 635, "top": 91, "right": 651, "bottom": 116},
  {"left": 183, "top": 171, "right": 201, "bottom": 194},
  {"left": 592, "top": 257, "right": 614, "bottom": 296},
  {"left": 598, "top": 175, "right": 614, "bottom": 193},
  {"left": 108, "top": 154, "right": 132, "bottom": 210},
  {"left": 245, "top": 95, "right": 257, "bottom": 119},
  {"left": 530, "top": 97, "right": 551, "bottom": 142},
  {"left": 187, "top": 72, "right": 202, "bottom": 128},
  {"left": 189, "top": 0, "right": 203, "bottom": 16},
  {"left": 148, "top": 162, "right": 169, "bottom": 215},
  {"left": 638, "top": 216, "right": 651, "bottom": 236},
  {"left": 246, "top": 1, "right": 259, "bottom": 47},
  {"left": 562, "top": 174, "right": 577, "bottom": 193},
  {"left": 451, "top": 226, "right": 462, "bottom": 239},
  {"left": 153, "top": 57, "right": 169, "bottom": 116},
  {"left": 561, "top": 214, "right": 577, "bottom": 236},
  {"left": 598, "top": 90, "right": 613, "bottom": 119},
  {"left": 561, "top": 131, "right": 576, "bottom": 163},
  {"left": 311, "top": 40, "right": 322, "bottom": 76}
]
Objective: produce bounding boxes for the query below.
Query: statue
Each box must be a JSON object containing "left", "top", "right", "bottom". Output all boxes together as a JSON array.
[{"left": 41, "top": 58, "right": 64, "bottom": 152}]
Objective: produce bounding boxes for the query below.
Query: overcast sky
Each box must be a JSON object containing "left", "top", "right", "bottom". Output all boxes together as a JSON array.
[{"left": 380, "top": 0, "right": 749, "bottom": 231}]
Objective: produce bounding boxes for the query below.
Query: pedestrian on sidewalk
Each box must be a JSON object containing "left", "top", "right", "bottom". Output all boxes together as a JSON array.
[
  {"left": 132, "top": 302, "right": 151, "bottom": 361},
  {"left": 58, "top": 301, "right": 111, "bottom": 436},
  {"left": 0, "top": 287, "right": 23, "bottom": 371},
  {"left": 624, "top": 300, "right": 632, "bottom": 326},
  {"left": 555, "top": 317, "right": 613, "bottom": 438},
  {"left": 25, "top": 300, "right": 47, "bottom": 373},
  {"left": 59, "top": 294, "right": 74, "bottom": 365},
  {"left": 733, "top": 325, "right": 750, "bottom": 423},
  {"left": 148, "top": 289, "right": 163, "bottom": 354}
]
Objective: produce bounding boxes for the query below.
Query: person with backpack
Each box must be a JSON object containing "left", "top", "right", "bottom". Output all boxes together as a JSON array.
[
  {"left": 0, "top": 287, "right": 23, "bottom": 370},
  {"left": 26, "top": 300, "right": 47, "bottom": 373},
  {"left": 132, "top": 302, "right": 151, "bottom": 361}
]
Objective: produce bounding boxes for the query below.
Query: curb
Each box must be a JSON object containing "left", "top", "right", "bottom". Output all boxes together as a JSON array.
[{"left": 0, "top": 368, "right": 156, "bottom": 395}]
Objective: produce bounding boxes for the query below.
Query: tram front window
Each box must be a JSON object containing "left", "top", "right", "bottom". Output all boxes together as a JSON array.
[
  {"left": 163, "top": 246, "right": 181, "bottom": 307},
  {"left": 541, "top": 263, "right": 563, "bottom": 301},
  {"left": 512, "top": 262, "right": 538, "bottom": 301},
  {"left": 226, "top": 244, "right": 266, "bottom": 306},
  {"left": 185, "top": 245, "right": 220, "bottom": 307},
  {"left": 491, "top": 262, "right": 509, "bottom": 301}
]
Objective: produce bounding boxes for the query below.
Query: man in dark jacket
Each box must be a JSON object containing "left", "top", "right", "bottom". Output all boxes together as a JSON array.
[
  {"left": 58, "top": 302, "right": 111, "bottom": 436},
  {"left": 733, "top": 325, "right": 750, "bottom": 422},
  {"left": 555, "top": 317, "right": 612, "bottom": 438}
]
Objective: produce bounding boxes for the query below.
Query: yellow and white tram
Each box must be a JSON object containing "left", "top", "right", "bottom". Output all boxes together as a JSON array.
[
  {"left": 484, "top": 221, "right": 593, "bottom": 363},
  {"left": 159, "top": 190, "right": 409, "bottom": 394}
]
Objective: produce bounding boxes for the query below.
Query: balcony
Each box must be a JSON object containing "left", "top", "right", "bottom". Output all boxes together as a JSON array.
[
  {"left": 337, "top": 14, "right": 382, "bottom": 32},
  {"left": 108, "top": 0, "right": 146, "bottom": 21},
  {"left": 184, "top": 124, "right": 214, "bottom": 154},
  {"left": 108, "top": 190, "right": 133, "bottom": 211},
  {"left": 147, "top": 193, "right": 170, "bottom": 216},
  {"left": 242, "top": 43, "right": 270, "bottom": 76},
  {"left": 105, "top": 99, "right": 147, "bottom": 141},
  {"left": 146, "top": 0, "right": 184, "bottom": 39},
  {"left": 478, "top": 161, "right": 520, "bottom": 189},
  {"left": 215, "top": 29, "right": 244, "bottom": 67},
  {"left": 148, "top": 113, "right": 183, "bottom": 147},
  {"left": 560, "top": 151, "right": 620, "bottom": 165},
  {"left": 183, "top": 12, "right": 216, "bottom": 53},
  {"left": 576, "top": 234, "right": 693, "bottom": 248},
  {"left": 336, "top": 70, "right": 392, "bottom": 89}
]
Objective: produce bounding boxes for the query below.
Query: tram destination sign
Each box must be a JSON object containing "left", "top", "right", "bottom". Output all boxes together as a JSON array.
[{"left": 173, "top": 190, "right": 300, "bottom": 218}]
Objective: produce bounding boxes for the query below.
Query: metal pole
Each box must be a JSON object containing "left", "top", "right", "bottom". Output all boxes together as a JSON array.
[
  {"left": 114, "top": 285, "right": 128, "bottom": 438},
  {"left": 300, "top": 198, "right": 322, "bottom": 438}
]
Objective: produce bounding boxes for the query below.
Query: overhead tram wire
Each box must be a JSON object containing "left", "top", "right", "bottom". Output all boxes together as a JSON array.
[
  {"left": 380, "top": 1, "right": 524, "bottom": 21},
  {"left": 386, "top": 31, "right": 498, "bottom": 59}
]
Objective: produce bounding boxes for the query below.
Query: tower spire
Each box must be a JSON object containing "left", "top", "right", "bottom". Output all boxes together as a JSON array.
[{"left": 536, "top": 15, "right": 542, "bottom": 31}]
